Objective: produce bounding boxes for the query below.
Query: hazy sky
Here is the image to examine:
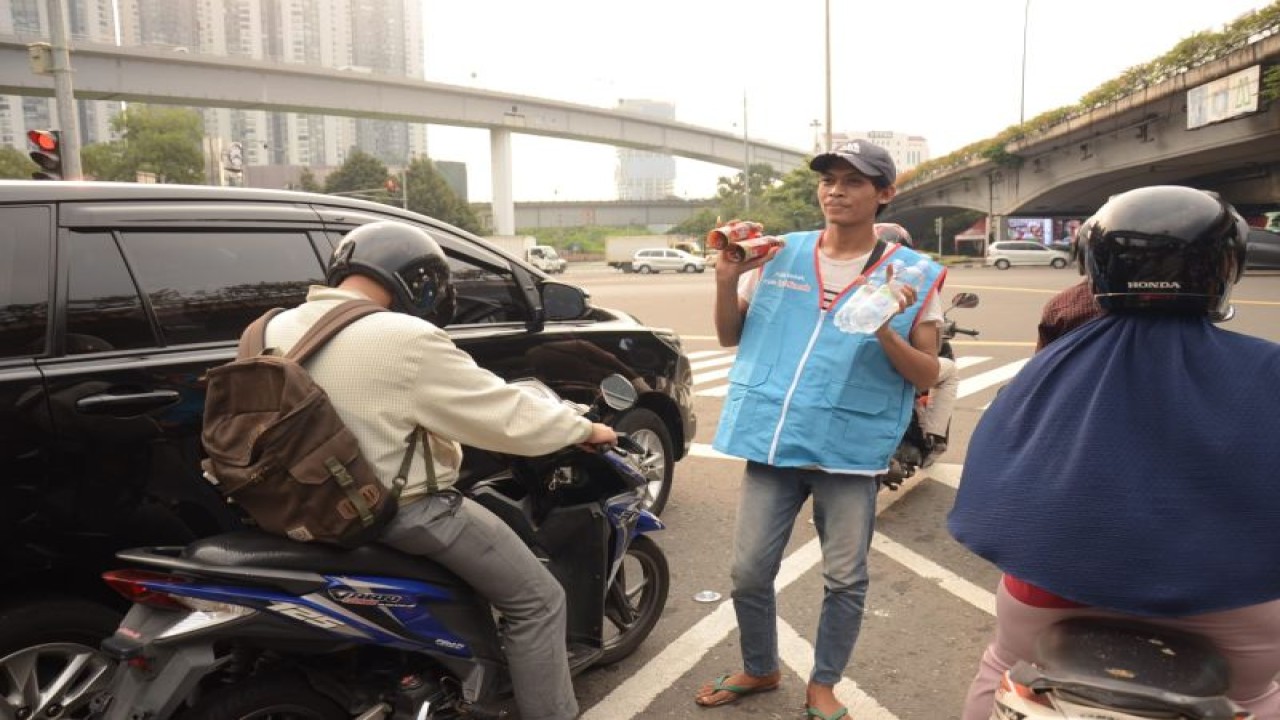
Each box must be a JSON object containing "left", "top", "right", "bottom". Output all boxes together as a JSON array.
[{"left": 420, "top": 0, "right": 1271, "bottom": 203}]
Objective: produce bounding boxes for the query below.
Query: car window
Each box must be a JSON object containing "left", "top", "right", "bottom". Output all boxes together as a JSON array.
[
  {"left": 0, "top": 206, "right": 51, "bottom": 359},
  {"left": 119, "top": 230, "right": 324, "bottom": 345},
  {"left": 428, "top": 231, "right": 530, "bottom": 326},
  {"left": 65, "top": 232, "right": 155, "bottom": 353}
]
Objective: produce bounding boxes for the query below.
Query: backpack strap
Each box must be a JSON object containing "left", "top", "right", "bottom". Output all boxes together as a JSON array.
[
  {"left": 284, "top": 299, "right": 386, "bottom": 364},
  {"left": 861, "top": 240, "right": 888, "bottom": 273},
  {"left": 393, "top": 427, "right": 437, "bottom": 497},
  {"left": 238, "top": 308, "right": 288, "bottom": 359}
]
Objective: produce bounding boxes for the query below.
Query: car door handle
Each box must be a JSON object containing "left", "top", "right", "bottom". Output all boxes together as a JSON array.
[{"left": 76, "top": 390, "right": 181, "bottom": 416}]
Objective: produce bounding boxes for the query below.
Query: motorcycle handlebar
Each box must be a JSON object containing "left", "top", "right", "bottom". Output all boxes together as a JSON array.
[{"left": 952, "top": 327, "right": 980, "bottom": 337}]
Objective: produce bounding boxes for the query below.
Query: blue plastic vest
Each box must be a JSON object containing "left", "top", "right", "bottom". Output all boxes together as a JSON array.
[{"left": 712, "top": 230, "right": 946, "bottom": 473}]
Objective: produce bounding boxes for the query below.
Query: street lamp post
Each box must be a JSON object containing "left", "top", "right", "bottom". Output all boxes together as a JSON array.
[
  {"left": 1019, "top": 0, "right": 1030, "bottom": 126},
  {"left": 824, "top": 0, "right": 832, "bottom": 150}
]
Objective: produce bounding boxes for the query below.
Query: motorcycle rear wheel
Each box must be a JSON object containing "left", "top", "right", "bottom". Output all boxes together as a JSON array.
[
  {"left": 182, "top": 674, "right": 347, "bottom": 720},
  {"left": 599, "top": 535, "right": 669, "bottom": 665}
]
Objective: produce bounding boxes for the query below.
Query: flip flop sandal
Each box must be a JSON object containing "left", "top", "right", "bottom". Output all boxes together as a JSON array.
[
  {"left": 805, "top": 705, "right": 849, "bottom": 720},
  {"left": 694, "top": 674, "right": 781, "bottom": 707}
]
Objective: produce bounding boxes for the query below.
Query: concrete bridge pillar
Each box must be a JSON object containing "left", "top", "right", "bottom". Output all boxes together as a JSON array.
[
  {"left": 990, "top": 214, "right": 1006, "bottom": 244},
  {"left": 489, "top": 129, "right": 515, "bottom": 235}
]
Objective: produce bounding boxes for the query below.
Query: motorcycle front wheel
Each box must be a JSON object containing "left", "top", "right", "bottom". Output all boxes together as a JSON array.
[
  {"left": 599, "top": 535, "right": 670, "bottom": 666},
  {"left": 182, "top": 674, "right": 347, "bottom": 720}
]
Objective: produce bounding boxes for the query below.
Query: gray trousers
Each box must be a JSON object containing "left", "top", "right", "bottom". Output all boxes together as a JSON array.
[{"left": 381, "top": 492, "right": 578, "bottom": 720}]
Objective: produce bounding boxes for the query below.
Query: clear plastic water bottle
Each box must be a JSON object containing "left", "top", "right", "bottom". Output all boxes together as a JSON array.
[{"left": 834, "top": 260, "right": 930, "bottom": 334}]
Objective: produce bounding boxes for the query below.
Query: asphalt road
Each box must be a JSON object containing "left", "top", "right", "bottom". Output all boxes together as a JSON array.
[{"left": 560, "top": 262, "right": 1280, "bottom": 720}]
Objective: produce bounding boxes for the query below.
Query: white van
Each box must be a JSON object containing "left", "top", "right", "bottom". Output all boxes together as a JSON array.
[{"left": 985, "top": 241, "right": 1070, "bottom": 269}]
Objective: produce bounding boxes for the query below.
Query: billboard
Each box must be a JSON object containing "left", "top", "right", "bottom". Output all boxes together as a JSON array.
[{"left": 1187, "top": 65, "right": 1260, "bottom": 130}]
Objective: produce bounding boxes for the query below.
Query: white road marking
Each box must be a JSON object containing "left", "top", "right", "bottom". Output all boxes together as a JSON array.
[
  {"left": 955, "top": 355, "right": 991, "bottom": 369},
  {"left": 691, "top": 354, "right": 735, "bottom": 371},
  {"left": 957, "top": 358, "right": 1028, "bottom": 398},
  {"left": 871, "top": 534, "right": 997, "bottom": 616},
  {"left": 692, "top": 366, "right": 732, "bottom": 385},
  {"left": 778, "top": 618, "right": 902, "bottom": 720},
  {"left": 585, "top": 452, "right": 994, "bottom": 718},
  {"left": 695, "top": 383, "right": 731, "bottom": 398}
]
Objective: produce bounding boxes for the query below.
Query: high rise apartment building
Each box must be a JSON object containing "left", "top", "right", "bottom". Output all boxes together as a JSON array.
[
  {"left": 820, "top": 129, "right": 930, "bottom": 173},
  {"left": 1, "top": 0, "right": 429, "bottom": 176},
  {"left": 616, "top": 99, "right": 676, "bottom": 201},
  {"left": 0, "top": 0, "right": 121, "bottom": 150}
]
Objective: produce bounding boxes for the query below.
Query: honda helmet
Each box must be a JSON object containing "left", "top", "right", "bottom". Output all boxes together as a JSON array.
[
  {"left": 326, "top": 221, "right": 455, "bottom": 325},
  {"left": 1077, "top": 185, "right": 1247, "bottom": 321},
  {"left": 874, "top": 222, "right": 914, "bottom": 248}
]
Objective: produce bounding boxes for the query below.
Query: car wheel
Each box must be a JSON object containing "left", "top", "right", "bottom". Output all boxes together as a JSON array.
[
  {"left": 613, "top": 408, "right": 674, "bottom": 515},
  {"left": 994, "top": 259, "right": 1011, "bottom": 270},
  {"left": 682, "top": 264, "right": 696, "bottom": 273},
  {"left": 637, "top": 265, "right": 653, "bottom": 274},
  {"left": 696, "top": 266, "right": 706, "bottom": 273},
  {"left": 0, "top": 598, "right": 122, "bottom": 720},
  {"left": 1051, "top": 258, "right": 1067, "bottom": 269}
]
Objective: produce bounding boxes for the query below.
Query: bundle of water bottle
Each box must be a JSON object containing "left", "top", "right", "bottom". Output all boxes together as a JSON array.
[{"left": 833, "top": 259, "right": 930, "bottom": 335}]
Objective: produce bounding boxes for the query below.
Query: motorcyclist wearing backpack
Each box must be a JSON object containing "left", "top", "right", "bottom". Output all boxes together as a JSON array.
[
  {"left": 262, "top": 220, "right": 615, "bottom": 720},
  {"left": 874, "top": 222, "right": 954, "bottom": 464},
  {"left": 948, "top": 186, "right": 1280, "bottom": 719}
]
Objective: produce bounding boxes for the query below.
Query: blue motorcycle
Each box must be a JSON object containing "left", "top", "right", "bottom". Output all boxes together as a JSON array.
[{"left": 89, "top": 375, "right": 668, "bottom": 720}]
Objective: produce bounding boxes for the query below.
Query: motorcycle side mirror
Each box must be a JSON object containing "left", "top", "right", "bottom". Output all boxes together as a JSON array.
[
  {"left": 599, "top": 374, "right": 638, "bottom": 411},
  {"left": 950, "top": 292, "right": 980, "bottom": 309}
]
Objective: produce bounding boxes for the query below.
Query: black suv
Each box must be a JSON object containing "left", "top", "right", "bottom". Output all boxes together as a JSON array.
[{"left": 0, "top": 181, "right": 695, "bottom": 687}]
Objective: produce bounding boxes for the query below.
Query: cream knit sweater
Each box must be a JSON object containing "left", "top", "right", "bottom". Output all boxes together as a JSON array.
[{"left": 264, "top": 286, "right": 593, "bottom": 502}]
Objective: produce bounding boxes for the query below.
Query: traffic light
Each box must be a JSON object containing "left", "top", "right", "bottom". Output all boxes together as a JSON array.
[{"left": 27, "top": 129, "right": 62, "bottom": 181}]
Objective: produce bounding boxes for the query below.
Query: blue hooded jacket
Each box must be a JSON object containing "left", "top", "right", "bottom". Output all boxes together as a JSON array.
[{"left": 948, "top": 314, "right": 1280, "bottom": 616}]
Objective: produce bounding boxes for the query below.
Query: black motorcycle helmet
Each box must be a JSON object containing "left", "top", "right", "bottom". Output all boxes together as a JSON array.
[
  {"left": 1076, "top": 185, "right": 1248, "bottom": 321},
  {"left": 326, "top": 221, "right": 456, "bottom": 325}
]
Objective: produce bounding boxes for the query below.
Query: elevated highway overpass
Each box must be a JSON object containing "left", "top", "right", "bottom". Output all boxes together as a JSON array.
[
  {"left": 886, "top": 32, "right": 1280, "bottom": 242},
  {"left": 0, "top": 37, "right": 808, "bottom": 234}
]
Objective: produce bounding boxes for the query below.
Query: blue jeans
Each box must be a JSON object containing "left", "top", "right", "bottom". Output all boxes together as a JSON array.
[{"left": 730, "top": 461, "right": 878, "bottom": 686}]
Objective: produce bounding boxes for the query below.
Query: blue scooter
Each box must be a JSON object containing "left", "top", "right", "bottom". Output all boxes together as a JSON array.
[{"left": 89, "top": 375, "right": 668, "bottom": 720}]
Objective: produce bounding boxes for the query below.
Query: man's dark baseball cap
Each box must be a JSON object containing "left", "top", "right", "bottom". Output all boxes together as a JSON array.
[{"left": 809, "top": 139, "right": 897, "bottom": 186}]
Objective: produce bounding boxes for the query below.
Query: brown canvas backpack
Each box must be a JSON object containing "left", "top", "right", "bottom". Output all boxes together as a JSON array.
[{"left": 200, "top": 299, "right": 428, "bottom": 547}]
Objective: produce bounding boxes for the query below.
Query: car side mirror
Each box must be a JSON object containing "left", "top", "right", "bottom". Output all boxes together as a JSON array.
[{"left": 542, "top": 281, "right": 589, "bottom": 321}]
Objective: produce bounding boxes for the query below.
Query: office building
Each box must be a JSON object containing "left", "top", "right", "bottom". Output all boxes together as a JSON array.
[
  {"left": 616, "top": 99, "right": 677, "bottom": 201},
  {"left": 821, "top": 129, "right": 930, "bottom": 173},
  {"left": 1, "top": 0, "right": 430, "bottom": 178}
]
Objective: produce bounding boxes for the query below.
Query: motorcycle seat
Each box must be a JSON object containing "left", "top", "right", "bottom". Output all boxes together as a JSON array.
[
  {"left": 1033, "top": 617, "right": 1232, "bottom": 705},
  {"left": 182, "top": 530, "right": 471, "bottom": 588}
]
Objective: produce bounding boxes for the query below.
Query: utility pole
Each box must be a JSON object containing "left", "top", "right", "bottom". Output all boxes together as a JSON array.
[{"left": 47, "top": 0, "right": 82, "bottom": 179}]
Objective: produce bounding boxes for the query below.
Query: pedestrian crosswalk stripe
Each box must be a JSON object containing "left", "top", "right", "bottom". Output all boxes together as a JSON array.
[
  {"left": 959, "top": 358, "right": 1028, "bottom": 399},
  {"left": 691, "top": 354, "right": 734, "bottom": 369},
  {"left": 692, "top": 366, "right": 731, "bottom": 386}
]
